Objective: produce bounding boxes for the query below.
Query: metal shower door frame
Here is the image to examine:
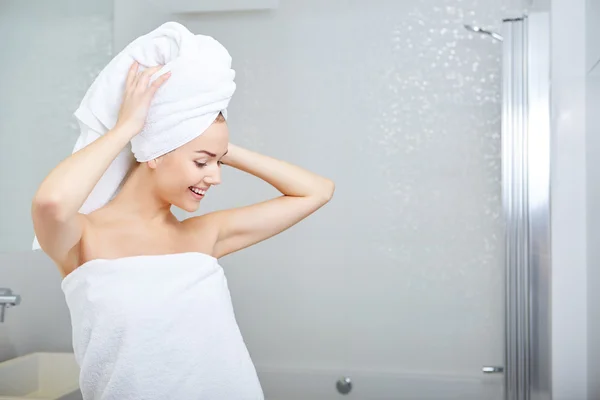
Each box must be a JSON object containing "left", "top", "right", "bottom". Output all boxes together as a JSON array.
[{"left": 502, "top": 12, "right": 552, "bottom": 400}]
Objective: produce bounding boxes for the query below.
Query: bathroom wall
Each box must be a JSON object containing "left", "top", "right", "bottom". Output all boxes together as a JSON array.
[
  {"left": 0, "top": 251, "right": 71, "bottom": 363},
  {"left": 0, "top": 0, "right": 113, "bottom": 253},
  {"left": 0, "top": 0, "right": 113, "bottom": 361},
  {"left": 586, "top": 0, "right": 600, "bottom": 399},
  {"left": 587, "top": 77, "right": 600, "bottom": 399},
  {"left": 551, "top": 0, "right": 589, "bottom": 398}
]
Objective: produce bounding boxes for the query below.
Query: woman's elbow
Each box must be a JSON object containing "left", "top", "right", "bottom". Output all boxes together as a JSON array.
[{"left": 318, "top": 178, "right": 335, "bottom": 203}]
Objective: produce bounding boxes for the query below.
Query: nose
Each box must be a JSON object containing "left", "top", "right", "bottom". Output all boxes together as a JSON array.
[{"left": 203, "top": 165, "right": 221, "bottom": 186}]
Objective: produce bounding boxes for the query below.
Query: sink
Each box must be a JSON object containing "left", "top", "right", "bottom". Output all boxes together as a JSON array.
[{"left": 0, "top": 352, "right": 80, "bottom": 400}]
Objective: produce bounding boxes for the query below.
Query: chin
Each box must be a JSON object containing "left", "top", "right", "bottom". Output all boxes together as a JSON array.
[
  {"left": 170, "top": 189, "right": 204, "bottom": 212},
  {"left": 171, "top": 199, "right": 201, "bottom": 213},
  {"left": 181, "top": 203, "right": 200, "bottom": 213}
]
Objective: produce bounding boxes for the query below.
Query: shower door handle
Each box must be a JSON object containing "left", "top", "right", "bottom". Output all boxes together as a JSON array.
[{"left": 482, "top": 366, "right": 504, "bottom": 373}]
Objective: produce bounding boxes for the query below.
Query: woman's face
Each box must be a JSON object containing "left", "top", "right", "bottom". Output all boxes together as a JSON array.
[{"left": 152, "top": 120, "right": 229, "bottom": 212}]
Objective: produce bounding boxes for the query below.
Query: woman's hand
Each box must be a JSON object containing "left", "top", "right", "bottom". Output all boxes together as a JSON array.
[{"left": 115, "top": 61, "right": 171, "bottom": 136}]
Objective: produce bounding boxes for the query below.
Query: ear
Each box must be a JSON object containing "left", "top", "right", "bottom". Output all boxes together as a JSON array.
[{"left": 147, "top": 153, "right": 168, "bottom": 170}]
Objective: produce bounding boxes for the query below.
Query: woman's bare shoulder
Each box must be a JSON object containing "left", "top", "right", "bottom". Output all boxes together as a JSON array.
[{"left": 181, "top": 214, "right": 220, "bottom": 245}]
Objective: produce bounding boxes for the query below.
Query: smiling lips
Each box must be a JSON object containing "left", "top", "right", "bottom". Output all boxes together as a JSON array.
[{"left": 189, "top": 186, "right": 207, "bottom": 200}]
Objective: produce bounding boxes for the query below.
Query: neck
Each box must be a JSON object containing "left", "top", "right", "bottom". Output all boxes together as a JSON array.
[{"left": 107, "top": 163, "right": 176, "bottom": 224}]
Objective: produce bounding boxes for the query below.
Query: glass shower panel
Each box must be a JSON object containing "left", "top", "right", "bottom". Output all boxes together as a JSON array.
[{"left": 178, "top": 0, "right": 508, "bottom": 398}]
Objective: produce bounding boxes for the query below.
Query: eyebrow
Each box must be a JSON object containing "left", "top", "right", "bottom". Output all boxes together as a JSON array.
[{"left": 195, "top": 150, "right": 228, "bottom": 157}]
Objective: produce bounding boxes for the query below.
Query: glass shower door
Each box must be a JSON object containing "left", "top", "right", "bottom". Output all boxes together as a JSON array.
[{"left": 179, "top": 1, "right": 510, "bottom": 398}]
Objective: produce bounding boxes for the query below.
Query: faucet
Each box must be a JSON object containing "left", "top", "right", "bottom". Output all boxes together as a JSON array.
[{"left": 0, "top": 288, "right": 21, "bottom": 322}]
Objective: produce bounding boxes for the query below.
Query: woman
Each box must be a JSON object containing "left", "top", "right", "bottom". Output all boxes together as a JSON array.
[
  {"left": 31, "top": 38, "right": 334, "bottom": 400},
  {"left": 32, "top": 62, "right": 334, "bottom": 275}
]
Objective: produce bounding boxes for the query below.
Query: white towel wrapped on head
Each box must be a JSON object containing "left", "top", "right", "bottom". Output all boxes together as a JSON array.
[{"left": 32, "top": 21, "right": 236, "bottom": 250}]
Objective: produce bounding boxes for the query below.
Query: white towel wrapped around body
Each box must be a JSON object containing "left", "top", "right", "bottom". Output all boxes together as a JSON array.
[
  {"left": 61, "top": 252, "right": 264, "bottom": 399},
  {"left": 33, "top": 21, "right": 236, "bottom": 249}
]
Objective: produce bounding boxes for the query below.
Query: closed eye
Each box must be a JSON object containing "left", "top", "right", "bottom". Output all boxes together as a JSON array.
[{"left": 196, "top": 160, "right": 223, "bottom": 168}]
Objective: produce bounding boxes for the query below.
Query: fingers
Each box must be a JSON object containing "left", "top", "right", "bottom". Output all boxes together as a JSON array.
[
  {"left": 135, "top": 65, "right": 164, "bottom": 92},
  {"left": 148, "top": 71, "right": 172, "bottom": 95},
  {"left": 125, "top": 61, "right": 139, "bottom": 89}
]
